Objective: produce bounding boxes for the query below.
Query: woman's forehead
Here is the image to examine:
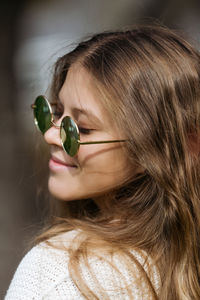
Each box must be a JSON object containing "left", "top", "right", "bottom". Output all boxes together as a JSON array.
[{"left": 58, "top": 65, "right": 111, "bottom": 124}]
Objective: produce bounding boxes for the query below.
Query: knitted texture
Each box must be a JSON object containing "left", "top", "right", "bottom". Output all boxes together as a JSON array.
[{"left": 5, "top": 230, "right": 159, "bottom": 299}]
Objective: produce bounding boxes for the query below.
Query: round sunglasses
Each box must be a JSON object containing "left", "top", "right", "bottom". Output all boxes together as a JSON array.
[{"left": 31, "top": 95, "right": 126, "bottom": 157}]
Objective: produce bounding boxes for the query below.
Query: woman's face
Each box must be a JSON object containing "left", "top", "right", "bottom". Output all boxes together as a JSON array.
[{"left": 44, "top": 65, "right": 131, "bottom": 201}]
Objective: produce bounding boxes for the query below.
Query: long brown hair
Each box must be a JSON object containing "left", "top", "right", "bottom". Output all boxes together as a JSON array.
[{"left": 34, "top": 24, "right": 200, "bottom": 299}]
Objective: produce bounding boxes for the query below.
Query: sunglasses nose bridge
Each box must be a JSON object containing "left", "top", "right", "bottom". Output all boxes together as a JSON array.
[{"left": 51, "top": 120, "right": 60, "bottom": 129}]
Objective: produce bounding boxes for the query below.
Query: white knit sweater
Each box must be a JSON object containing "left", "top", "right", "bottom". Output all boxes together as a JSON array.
[{"left": 5, "top": 230, "right": 159, "bottom": 299}]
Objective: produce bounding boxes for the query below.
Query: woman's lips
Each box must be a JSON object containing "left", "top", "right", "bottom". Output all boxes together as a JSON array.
[{"left": 49, "top": 157, "right": 77, "bottom": 171}]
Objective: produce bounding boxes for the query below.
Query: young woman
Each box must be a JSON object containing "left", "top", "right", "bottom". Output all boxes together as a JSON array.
[{"left": 6, "top": 24, "right": 200, "bottom": 299}]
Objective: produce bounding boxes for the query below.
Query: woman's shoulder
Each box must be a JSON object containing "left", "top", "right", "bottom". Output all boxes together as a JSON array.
[
  {"left": 84, "top": 245, "right": 160, "bottom": 299},
  {"left": 5, "top": 229, "right": 160, "bottom": 299},
  {"left": 5, "top": 230, "right": 82, "bottom": 299}
]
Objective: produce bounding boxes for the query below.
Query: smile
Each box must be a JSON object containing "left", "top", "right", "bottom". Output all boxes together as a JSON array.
[{"left": 49, "top": 157, "right": 77, "bottom": 171}]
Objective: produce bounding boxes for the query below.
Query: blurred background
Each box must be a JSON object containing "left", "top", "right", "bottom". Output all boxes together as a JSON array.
[{"left": 1, "top": 0, "right": 200, "bottom": 297}]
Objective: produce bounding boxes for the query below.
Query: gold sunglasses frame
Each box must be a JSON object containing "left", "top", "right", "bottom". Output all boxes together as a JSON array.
[{"left": 31, "top": 95, "right": 127, "bottom": 154}]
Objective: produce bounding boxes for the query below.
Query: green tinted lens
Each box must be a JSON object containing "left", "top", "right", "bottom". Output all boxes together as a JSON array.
[
  {"left": 34, "top": 95, "right": 52, "bottom": 134},
  {"left": 60, "top": 116, "right": 80, "bottom": 156}
]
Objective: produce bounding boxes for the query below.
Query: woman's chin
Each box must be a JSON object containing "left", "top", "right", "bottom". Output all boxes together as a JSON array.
[
  {"left": 47, "top": 172, "right": 119, "bottom": 201},
  {"left": 48, "top": 176, "right": 86, "bottom": 201},
  {"left": 48, "top": 178, "right": 74, "bottom": 201}
]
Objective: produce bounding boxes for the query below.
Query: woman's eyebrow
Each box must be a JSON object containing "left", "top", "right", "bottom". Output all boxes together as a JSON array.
[
  {"left": 72, "top": 107, "right": 103, "bottom": 126},
  {"left": 58, "top": 93, "right": 103, "bottom": 126},
  {"left": 57, "top": 95, "right": 63, "bottom": 104}
]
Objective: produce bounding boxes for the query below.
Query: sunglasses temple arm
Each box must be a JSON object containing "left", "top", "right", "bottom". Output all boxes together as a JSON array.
[{"left": 79, "top": 140, "right": 126, "bottom": 145}]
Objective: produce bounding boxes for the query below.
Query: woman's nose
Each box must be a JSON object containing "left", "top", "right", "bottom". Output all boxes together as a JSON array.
[{"left": 44, "top": 125, "right": 62, "bottom": 148}]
